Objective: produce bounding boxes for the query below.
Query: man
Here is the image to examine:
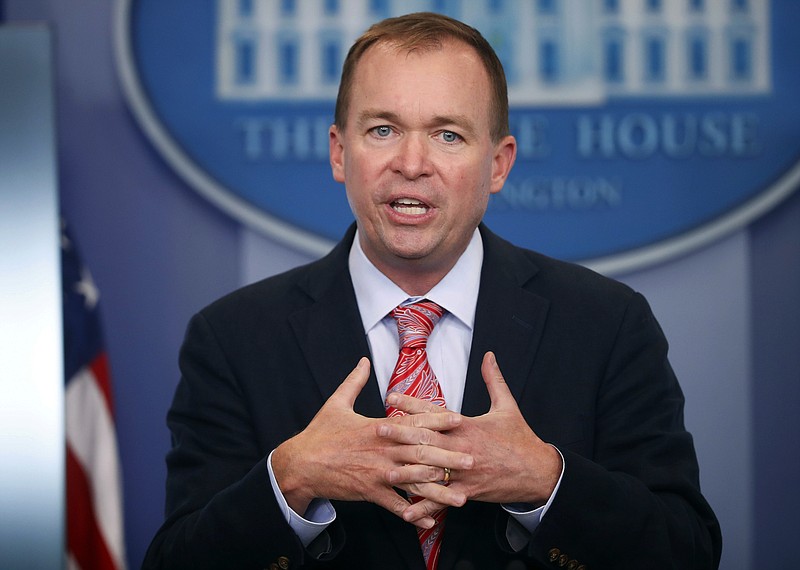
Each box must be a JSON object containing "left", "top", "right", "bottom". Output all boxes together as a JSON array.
[{"left": 144, "top": 12, "right": 721, "bottom": 570}]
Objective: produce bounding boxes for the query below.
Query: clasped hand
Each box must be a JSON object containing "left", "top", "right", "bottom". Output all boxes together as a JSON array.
[{"left": 271, "top": 352, "right": 561, "bottom": 530}]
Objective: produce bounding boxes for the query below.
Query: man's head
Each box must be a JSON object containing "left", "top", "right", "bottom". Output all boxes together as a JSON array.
[
  {"left": 329, "top": 12, "right": 517, "bottom": 294},
  {"left": 334, "top": 12, "right": 510, "bottom": 144}
]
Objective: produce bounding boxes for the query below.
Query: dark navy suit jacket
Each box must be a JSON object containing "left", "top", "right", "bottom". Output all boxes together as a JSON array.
[{"left": 143, "top": 224, "right": 721, "bottom": 569}]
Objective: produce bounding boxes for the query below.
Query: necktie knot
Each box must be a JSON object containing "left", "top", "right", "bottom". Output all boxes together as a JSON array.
[{"left": 391, "top": 300, "right": 444, "bottom": 349}]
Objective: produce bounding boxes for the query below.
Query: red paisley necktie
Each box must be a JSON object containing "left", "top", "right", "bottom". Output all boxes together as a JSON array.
[{"left": 385, "top": 299, "right": 447, "bottom": 570}]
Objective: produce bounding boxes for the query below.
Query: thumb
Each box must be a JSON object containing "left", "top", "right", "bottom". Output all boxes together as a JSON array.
[
  {"left": 481, "top": 352, "right": 515, "bottom": 412},
  {"left": 330, "top": 357, "right": 371, "bottom": 409}
]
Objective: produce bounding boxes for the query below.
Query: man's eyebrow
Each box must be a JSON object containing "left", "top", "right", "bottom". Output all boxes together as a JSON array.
[
  {"left": 429, "top": 114, "right": 478, "bottom": 137},
  {"left": 356, "top": 109, "right": 402, "bottom": 126}
]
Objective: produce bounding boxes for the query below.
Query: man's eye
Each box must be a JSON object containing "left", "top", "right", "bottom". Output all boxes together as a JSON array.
[
  {"left": 372, "top": 126, "right": 392, "bottom": 137},
  {"left": 441, "top": 131, "right": 461, "bottom": 143}
]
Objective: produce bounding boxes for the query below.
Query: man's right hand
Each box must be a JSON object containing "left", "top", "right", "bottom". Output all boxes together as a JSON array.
[{"left": 271, "top": 357, "right": 473, "bottom": 529}]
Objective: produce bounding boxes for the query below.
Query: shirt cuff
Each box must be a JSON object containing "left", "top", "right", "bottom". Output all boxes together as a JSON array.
[
  {"left": 501, "top": 445, "right": 565, "bottom": 551},
  {"left": 266, "top": 449, "right": 336, "bottom": 547}
]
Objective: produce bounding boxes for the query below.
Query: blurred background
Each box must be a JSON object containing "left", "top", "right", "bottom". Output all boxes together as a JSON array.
[{"left": 1, "top": 1, "right": 798, "bottom": 568}]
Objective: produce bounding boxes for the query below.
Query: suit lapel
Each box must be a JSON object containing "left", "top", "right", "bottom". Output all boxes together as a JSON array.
[
  {"left": 441, "top": 226, "right": 551, "bottom": 570},
  {"left": 461, "top": 226, "right": 550, "bottom": 416},
  {"left": 288, "top": 225, "right": 385, "bottom": 417},
  {"left": 289, "top": 226, "right": 424, "bottom": 567}
]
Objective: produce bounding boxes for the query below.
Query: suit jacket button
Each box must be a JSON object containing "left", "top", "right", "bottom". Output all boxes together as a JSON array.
[
  {"left": 558, "top": 554, "right": 569, "bottom": 566},
  {"left": 567, "top": 561, "right": 579, "bottom": 570},
  {"left": 277, "top": 557, "right": 290, "bottom": 569},
  {"left": 548, "top": 548, "right": 561, "bottom": 562}
]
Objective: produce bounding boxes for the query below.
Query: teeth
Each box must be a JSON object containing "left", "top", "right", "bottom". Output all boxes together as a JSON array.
[{"left": 393, "top": 198, "right": 428, "bottom": 215}]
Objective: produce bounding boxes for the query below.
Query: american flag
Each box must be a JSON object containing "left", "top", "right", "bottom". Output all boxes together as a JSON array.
[{"left": 62, "top": 222, "right": 127, "bottom": 570}]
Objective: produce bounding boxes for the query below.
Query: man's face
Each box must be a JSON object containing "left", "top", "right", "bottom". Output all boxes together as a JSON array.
[{"left": 329, "top": 40, "right": 516, "bottom": 286}]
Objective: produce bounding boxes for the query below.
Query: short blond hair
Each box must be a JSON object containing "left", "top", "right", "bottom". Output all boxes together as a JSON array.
[{"left": 334, "top": 12, "right": 510, "bottom": 143}]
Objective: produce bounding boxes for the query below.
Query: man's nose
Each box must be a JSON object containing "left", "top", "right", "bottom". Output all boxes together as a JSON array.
[{"left": 391, "top": 133, "right": 433, "bottom": 179}]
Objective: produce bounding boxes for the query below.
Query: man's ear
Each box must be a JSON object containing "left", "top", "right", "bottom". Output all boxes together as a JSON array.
[
  {"left": 329, "top": 125, "right": 346, "bottom": 183},
  {"left": 489, "top": 135, "right": 517, "bottom": 195}
]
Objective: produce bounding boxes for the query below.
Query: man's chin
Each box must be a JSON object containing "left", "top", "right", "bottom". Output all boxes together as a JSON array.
[{"left": 384, "top": 239, "right": 438, "bottom": 263}]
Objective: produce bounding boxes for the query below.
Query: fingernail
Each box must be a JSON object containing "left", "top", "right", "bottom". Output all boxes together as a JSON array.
[
  {"left": 462, "top": 456, "right": 474, "bottom": 469},
  {"left": 386, "top": 393, "right": 398, "bottom": 405},
  {"left": 377, "top": 424, "right": 390, "bottom": 437}
]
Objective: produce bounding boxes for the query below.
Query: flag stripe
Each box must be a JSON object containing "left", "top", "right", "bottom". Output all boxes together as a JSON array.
[
  {"left": 66, "top": 445, "right": 118, "bottom": 570},
  {"left": 89, "top": 352, "right": 114, "bottom": 415},
  {"left": 65, "top": 359, "right": 126, "bottom": 568}
]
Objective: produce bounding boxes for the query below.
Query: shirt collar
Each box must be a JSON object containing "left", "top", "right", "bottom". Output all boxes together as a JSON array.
[{"left": 349, "top": 228, "right": 484, "bottom": 334}]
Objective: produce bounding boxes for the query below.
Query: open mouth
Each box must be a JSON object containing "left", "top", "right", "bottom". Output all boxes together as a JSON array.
[{"left": 391, "top": 198, "right": 429, "bottom": 215}]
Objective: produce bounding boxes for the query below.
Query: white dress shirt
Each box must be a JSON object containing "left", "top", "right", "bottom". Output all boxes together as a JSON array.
[
  {"left": 349, "top": 228, "right": 483, "bottom": 415},
  {"left": 267, "top": 228, "right": 562, "bottom": 550}
]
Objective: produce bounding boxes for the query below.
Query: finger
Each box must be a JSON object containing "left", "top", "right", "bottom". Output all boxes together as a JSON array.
[
  {"left": 481, "top": 351, "right": 516, "bottom": 411},
  {"left": 403, "top": 512, "right": 437, "bottom": 529},
  {"left": 379, "top": 406, "right": 463, "bottom": 435},
  {"left": 372, "top": 488, "right": 436, "bottom": 530},
  {"left": 402, "top": 494, "right": 458, "bottom": 524},
  {"left": 389, "top": 441, "right": 474, "bottom": 471},
  {"left": 403, "top": 499, "right": 446, "bottom": 523},
  {"left": 330, "top": 357, "right": 371, "bottom": 409},
  {"left": 402, "top": 481, "right": 467, "bottom": 509},
  {"left": 386, "top": 392, "right": 448, "bottom": 415},
  {"left": 385, "top": 463, "right": 448, "bottom": 486},
  {"left": 371, "top": 487, "right": 413, "bottom": 520},
  {"left": 378, "top": 422, "right": 441, "bottom": 446}
]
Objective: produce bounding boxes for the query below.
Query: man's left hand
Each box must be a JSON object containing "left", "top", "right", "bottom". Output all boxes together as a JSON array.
[{"left": 378, "top": 351, "right": 562, "bottom": 524}]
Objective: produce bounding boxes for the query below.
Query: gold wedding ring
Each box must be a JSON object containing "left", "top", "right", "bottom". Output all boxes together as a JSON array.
[{"left": 443, "top": 467, "right": 451, "bottom": 484}]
